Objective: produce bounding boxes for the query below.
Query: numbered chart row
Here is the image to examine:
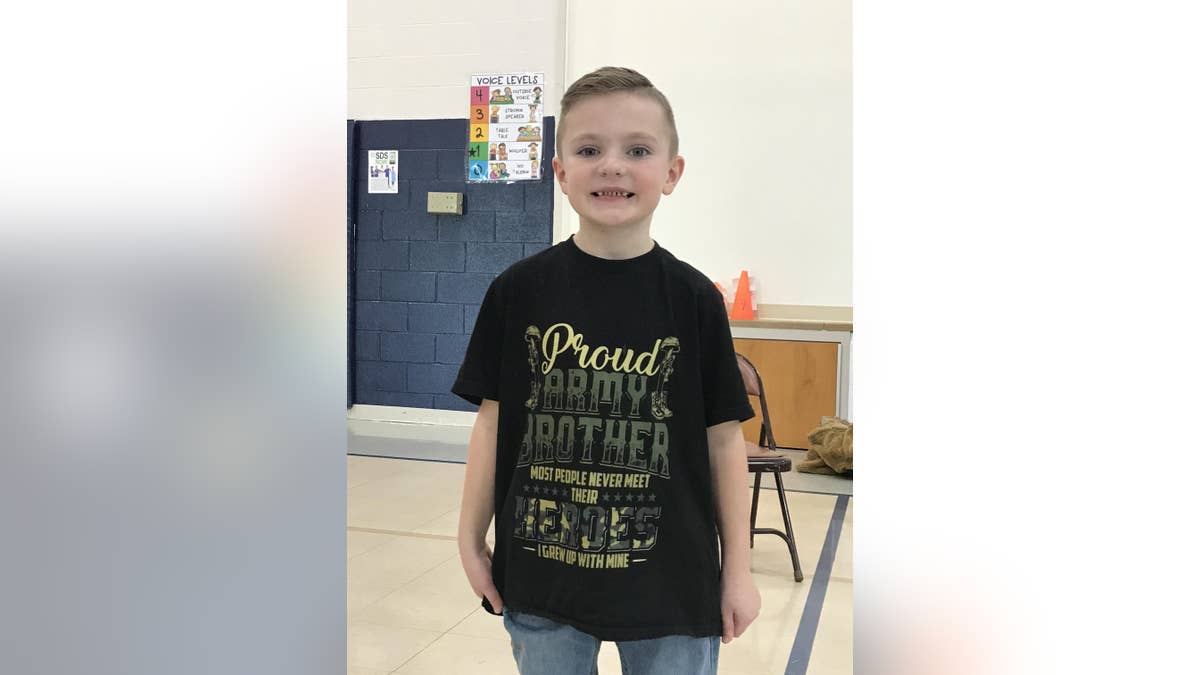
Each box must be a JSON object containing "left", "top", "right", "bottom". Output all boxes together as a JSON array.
[
  {"left": 470, "top": 123, "right": 544, "bottom": 144},
  {"left": 469, "top": 141, "right": 542, "bottom": 163},
  {"left": 470, "top": 84, "right": 544, "bottom": 108},
  {"left": 472, "top": 103, "right": 542, "bottom": 125},
  {"left": 468, "top": 160, "right": 541, "bottom": 181}
]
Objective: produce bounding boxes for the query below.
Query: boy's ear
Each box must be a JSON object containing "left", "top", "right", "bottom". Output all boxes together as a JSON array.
[
  {"left": 661, "top": 154, "right": 685, "bottom": 195},
  {"left": 552, "top": 156, "right": 568, "bottom": 188}
]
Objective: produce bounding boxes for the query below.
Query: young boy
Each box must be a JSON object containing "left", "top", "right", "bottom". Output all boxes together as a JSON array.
[{"left": 452, "top": 66, "right": 760, "bottom": 675}]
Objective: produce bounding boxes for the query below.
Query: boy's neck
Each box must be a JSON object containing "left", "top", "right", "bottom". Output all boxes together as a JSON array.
[{"left": 572, "top": 222, "right": 655, "bottom": 260}]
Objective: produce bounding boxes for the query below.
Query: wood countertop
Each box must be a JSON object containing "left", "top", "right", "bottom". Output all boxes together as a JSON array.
[{"left": 728, "top": 304, "right": 853, "bottom": 332}]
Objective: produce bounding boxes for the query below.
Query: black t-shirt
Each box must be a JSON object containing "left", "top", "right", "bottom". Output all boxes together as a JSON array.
[{"left": 452, "top": 235, "right": 754, "bottom": 641}]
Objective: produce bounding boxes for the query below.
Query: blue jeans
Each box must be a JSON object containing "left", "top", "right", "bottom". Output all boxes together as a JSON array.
[{"left": 503, "top": 609, "right": 720, "bottom": 675}]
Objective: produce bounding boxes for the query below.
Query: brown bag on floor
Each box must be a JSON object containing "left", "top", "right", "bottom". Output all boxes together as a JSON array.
[{"left": 797, "top": 416, "right": 853, "bottom": 475}]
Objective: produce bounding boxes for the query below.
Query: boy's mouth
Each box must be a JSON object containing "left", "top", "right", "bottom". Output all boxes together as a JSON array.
[{"left": 590, "top": 190, "right": 634, "bottom": 199}]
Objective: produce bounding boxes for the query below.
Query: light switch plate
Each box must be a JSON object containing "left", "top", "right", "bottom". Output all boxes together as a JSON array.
[{"left": 427, "top": 191, "right": 464, "bottom": 215}]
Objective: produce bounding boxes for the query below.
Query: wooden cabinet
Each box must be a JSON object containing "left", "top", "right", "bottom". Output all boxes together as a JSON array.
[{"left": 732, "top": 338, "right": 839, "bottom": 449}]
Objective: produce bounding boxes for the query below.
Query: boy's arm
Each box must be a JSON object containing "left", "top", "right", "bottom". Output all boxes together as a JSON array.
[
  {"left": 708, "top": 419, "right": 761, "bottom": 643},
  {"left": 458, "top": 398, "right": 503, "bottom": 612}
]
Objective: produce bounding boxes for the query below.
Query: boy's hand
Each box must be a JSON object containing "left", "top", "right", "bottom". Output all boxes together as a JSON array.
[
  {"left": 720, "top": 571, "right": 761, "bottom": 643},
  {"left": 460, "top": 542, "right": 503, "bottom": 613}
]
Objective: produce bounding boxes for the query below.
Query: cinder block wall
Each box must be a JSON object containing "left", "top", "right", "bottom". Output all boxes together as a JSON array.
[{"left": 352, "top": 117, "right": 555, "bottom": 411}]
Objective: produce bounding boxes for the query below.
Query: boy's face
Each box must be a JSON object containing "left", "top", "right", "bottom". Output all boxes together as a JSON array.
[{"left": 553, "top": 92, "right": 684, "bottom": 234}]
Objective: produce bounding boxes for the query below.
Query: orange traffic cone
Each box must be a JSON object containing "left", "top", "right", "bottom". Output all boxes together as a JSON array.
[{"left": 730, "top": 270, "right": 755, "bottom": 320}]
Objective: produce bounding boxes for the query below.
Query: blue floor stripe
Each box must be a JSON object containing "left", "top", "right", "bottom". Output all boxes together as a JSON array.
[
  {"left": 780, "top": 488, "right": 852, "bottom": 497},
  {"left": 784, "top": 494, "right": 849, "bottom": 675},
  {"left": 347, "top": 452, "right": 466, "bottom": 465}
]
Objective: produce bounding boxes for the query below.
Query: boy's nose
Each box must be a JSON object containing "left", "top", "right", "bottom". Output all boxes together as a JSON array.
[{"left": 599, "top": 159, "right": 624, "bottom": 176}]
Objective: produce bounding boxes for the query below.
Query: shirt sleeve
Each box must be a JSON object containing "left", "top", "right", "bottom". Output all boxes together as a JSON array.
[
  {"left": 697, "top": 282, "right": 756, "bottom": 426},
  {"left": 451, "top": 275, "right": 505, "bottom": 406}
]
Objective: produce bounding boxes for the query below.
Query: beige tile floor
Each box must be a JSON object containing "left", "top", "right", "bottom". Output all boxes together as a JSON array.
[{"left": 348, "top": 454, "right": 852, "bottom": 674}]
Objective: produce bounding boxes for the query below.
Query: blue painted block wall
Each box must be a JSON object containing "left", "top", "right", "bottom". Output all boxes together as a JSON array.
[{"left": 352, "top": 117, "right": 555, "bottom": 411}]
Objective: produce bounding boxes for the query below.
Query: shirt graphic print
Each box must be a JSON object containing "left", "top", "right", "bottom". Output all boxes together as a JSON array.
[{"left": 513, "top": 322, "right": 680, "bottom": 571}]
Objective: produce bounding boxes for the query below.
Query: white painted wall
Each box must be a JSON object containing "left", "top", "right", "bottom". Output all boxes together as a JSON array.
[
  {"left": 563, "top": 0, "right": 851, "bottom": 306},
  {"left": 348, "top": 0, "right": 851, "bottom": 307},
  {"left": 348, "top": 0, "right": 566, "bottom": 120}
]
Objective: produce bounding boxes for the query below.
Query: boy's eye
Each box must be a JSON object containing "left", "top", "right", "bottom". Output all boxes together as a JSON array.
[
  {"left": 577, "top": 147, "right": 599, "bottom": 157},
  {"left": 628, "top": 146, "right": 651, "bottom": 157}
]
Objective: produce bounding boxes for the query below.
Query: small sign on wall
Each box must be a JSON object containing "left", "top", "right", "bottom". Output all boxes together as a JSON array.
[
  {"left": 367, "top": 149, "right": 398, "bottom": 194},
  {"left": 467, "top": 72, "right": 545, "bottom": 182}
]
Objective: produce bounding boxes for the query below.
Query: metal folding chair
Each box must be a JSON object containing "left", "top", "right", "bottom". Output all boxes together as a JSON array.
[{"left": 736, "top": 353, "right": 804, "bottom": 582}]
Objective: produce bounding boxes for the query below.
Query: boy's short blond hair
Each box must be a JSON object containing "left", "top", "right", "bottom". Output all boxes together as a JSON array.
[{"left": 557, "top": 66, "right": 679, "bottom": 157}]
